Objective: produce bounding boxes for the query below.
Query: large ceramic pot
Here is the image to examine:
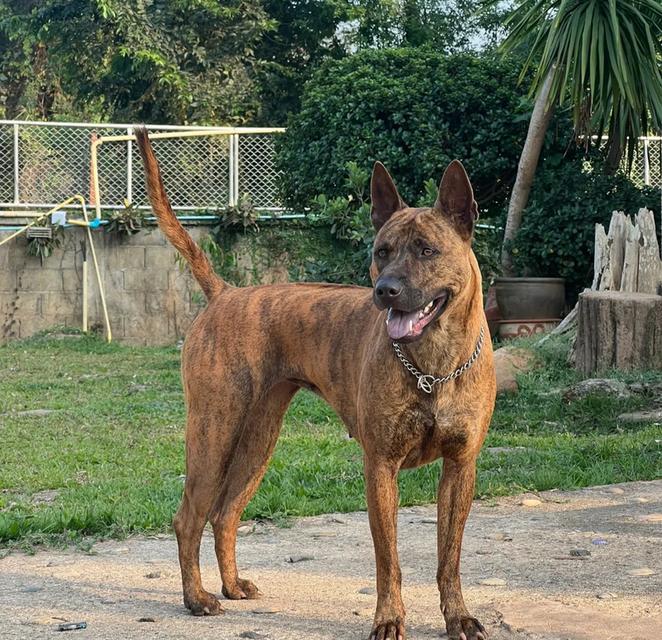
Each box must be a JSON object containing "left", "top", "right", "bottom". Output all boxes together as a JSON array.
[{"left": 494, "top": 277, "right": 566, "bottom": 321}]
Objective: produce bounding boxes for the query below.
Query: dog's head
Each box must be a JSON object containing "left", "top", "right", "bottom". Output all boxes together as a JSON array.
[{"left": 369, "top": 160, "right": 479, "bottom": 343}]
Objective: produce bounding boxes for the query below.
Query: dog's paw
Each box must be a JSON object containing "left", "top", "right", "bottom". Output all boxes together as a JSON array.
[
  {"left": 368, "top": 616, "right": 405, "bottom": 640},
  {"left": 222, "top": 578, "right": 260, "bottom": 600},
  {"left": 446, "top": 615, "right": 487, "bottom": 640},
  {"left": 184, "top": 590, "right": 224, "bottom": 616}
]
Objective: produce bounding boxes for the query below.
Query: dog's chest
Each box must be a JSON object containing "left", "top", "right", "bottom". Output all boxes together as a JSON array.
[{"left": 395, "top": 398, "right": 468, "bottom": 467}]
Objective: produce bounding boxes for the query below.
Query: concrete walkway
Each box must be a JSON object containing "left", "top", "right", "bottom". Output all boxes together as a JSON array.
[{"left": 1, "top": 480, "right": 660, "bottom": 639}]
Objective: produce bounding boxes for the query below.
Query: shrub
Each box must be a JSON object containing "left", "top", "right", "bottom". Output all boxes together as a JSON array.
[
  {"left": 276, "top": 48, "right": 539, "bottom": 218},
  {"left": 511, "top": 150, "right": 660, "bottom": 298}
]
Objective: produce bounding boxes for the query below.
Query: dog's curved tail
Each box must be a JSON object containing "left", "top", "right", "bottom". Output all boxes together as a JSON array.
[{"left": 134, "top": 126, "right": 224, "bottom": 300}]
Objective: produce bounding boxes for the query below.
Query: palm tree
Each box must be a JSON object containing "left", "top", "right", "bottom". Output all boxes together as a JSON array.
[{"left": 496, "top": 0, "right": 662, "bottom": 276}]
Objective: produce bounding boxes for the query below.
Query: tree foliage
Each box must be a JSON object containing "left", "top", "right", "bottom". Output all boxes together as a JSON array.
[
  {"left": 0, "top": 0, "right": 273, "bottom": 123},
  {"left": 498, "top": 0, "right": 662, "bottom": 169},
  {"left": 0, "top": 1, "right": 510, "bottom": 124},
  {"left": 276, "top": 48, "right": 550, "bottom": 215}
]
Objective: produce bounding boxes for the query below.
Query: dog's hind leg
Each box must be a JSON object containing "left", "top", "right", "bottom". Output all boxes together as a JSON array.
[
  {"left": 209, "top": 381, "right": 298, "bottom": 600},
  {"left": 174, "top": 411, "right": 243, "bottom": 616}
]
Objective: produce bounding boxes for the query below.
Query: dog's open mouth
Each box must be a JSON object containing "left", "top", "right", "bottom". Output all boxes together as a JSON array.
[{"left": 386, "top": 291, "right": 449, "bottom": 342}]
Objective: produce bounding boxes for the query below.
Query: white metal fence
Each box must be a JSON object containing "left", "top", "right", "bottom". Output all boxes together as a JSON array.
[
  {"left": 0, "top": 120, "right": 285, "bottom": 214},
  {"left": 0, "top": 120, "right": 659, "bottom": 216}
]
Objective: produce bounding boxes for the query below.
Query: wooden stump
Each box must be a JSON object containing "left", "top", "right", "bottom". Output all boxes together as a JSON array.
[{"left": 576, "top": 290, "right": 662, "bottom": 375}]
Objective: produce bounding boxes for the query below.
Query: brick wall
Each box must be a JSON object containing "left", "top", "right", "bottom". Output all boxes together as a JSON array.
[{"left": 0, "top": 225, "right": 211, "bottom": 346}]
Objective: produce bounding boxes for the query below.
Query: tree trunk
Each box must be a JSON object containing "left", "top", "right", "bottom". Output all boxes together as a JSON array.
[
  {"left": 575, "top": 290, "right": 662, "bottom": 375},
  {"left": 500, "top": 68, "right": 556, "bottom": 276}
]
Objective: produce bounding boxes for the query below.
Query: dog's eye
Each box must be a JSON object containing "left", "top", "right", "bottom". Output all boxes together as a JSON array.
[
  {"left": 376, "top": 247, "right": 388, "bottom": 259},
  {"left": 421, "top": 247, "right": 436, "bottom": 257}
]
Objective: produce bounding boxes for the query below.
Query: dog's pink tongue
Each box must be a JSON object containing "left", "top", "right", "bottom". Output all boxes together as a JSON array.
[{"left": 387, "top": 309, "right": 419, "bottom": 340}]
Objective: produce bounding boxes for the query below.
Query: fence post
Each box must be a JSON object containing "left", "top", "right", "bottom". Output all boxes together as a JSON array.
[
  {"left": 228, "top": 134, "right": 234, "bottom": 207},
  {"left": 126, "top": 126, "right": 133, "bottom": 204},
  {"left": 13, "top": 122, "right": 19, "bottom": 204},
  {"left": 232, "top": 133, "right": 239, "bottom": 206},
  {"left": 89, "top": 131, "right": 98, "bottom": 206},
  {"left": 643, "top": 138, "right": 650, "bottom": 186}
]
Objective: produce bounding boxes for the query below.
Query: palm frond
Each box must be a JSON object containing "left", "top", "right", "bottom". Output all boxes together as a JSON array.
[{"left": 488, "top": 0, "right": 662, "bottom": 166}]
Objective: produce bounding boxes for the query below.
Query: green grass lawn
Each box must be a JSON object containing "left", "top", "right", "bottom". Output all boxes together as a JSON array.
[{"left": 0, "top": 330, "right": 660, "bottom": 549}]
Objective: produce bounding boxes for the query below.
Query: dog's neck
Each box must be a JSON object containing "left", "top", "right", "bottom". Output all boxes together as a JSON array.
[{"left": 404, "top": 252, "right": 484, "bottom": 381}]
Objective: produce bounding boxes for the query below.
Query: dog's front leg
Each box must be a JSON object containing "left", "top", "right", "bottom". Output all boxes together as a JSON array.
[
  {"left": 436, "top": 456, "right": 486, "bottom": 640},
  {"left": 364, "top": 456, "right": 405, "bottom": 640}
]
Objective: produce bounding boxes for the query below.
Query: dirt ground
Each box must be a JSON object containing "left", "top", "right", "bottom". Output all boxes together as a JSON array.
[{"left": 1, "top": 480, "right": 660, "bottom": 640}]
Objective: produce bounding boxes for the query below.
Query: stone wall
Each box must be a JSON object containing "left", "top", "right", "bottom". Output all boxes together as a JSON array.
[{"left": 0, "top": 225, "right": 211, "bottom": 346}]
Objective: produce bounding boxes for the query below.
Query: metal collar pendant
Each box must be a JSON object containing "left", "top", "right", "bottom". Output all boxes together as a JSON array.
[{"left": 392, "top": 325, "right": 485, "bottom": 394}]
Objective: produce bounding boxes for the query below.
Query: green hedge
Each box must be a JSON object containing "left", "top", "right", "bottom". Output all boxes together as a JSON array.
[{"left": 276, "top": 48, "right": 539, "bottom": 217}]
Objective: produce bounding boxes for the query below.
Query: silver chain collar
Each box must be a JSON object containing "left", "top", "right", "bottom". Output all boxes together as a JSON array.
[{"left": 391, "top": 325, "right": 485, "bottom": 394}]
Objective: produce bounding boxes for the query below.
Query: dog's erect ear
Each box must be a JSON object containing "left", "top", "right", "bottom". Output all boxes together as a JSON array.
[
  {"left": 434, "top": 160, "right": 478, "bottom": 240},
  {"left": 371, "top": 162, "right": 406, "bottom": 231}
]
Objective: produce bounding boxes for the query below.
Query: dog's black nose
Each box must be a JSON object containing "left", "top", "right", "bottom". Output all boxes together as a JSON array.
[{"left": 374, "top": 276, "right": 403, "bottom": 306}]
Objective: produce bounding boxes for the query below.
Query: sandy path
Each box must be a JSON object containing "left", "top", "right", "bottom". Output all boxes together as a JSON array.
[{"left": 1, "top": 480, "right": 660, "bottom": 639}]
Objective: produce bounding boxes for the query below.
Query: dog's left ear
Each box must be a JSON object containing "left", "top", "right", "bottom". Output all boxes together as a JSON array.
[
  {"left": 371, "top": 162, "right": 407, "bottom": 231},
  {"left": 434, "top": 160, "right": 478, "bottom": 240}
]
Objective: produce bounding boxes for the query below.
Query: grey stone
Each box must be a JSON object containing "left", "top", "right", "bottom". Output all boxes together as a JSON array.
[
  {"left": 569, "top": 549, "right": 591, "bottom": 557},
  {"left": 485, "top": 446, "right": 529, "bottom": 455},
  {"left": 617, "top": 410, "right": 662, "bottom": 424},
  {"left": 358, "top": 587, "right": 376, "bottom": 595},
  {"left": 31, "top": 490, "right": 59, "bottom": 504},
  {"left": 564, "top": 378, "right": 631, "bottom": 401}
]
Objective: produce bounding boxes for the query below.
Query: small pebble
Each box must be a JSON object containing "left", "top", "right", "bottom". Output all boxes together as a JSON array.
[
  {"left": 240, "top": 632, "right": 268, "bottom": 640},
  {"left": 285, "top": 555, "right": 314, "bottom": 563},
  {"left": 592, "top": 539, "right": 608, "bottom": 545},
  {"left": 627, "top": 567, "right": 655, "bottom": 577},
  {"left": 597, "top": 592, "right": 618, "bottom": 600},
  {"left": 606, "top": 487, "right": 625, "bottom": 495},
  {"left": 237, "top": 524, "right": 255, "bottom": 537},
  {"left": 488, "top": 532, "right": 512, "bottom": 541},
  {"left": 328, "top": 516, "right": 346, "bottom": 525},
  {"left": 145, "top": 571, "right": 161, "bottom": 579},
  {"left": 638, "top": 513, "right": 662, "bottom": 523},
  {"left": 312, "top": 532, "right": 337, "bottom": 538},
  {"left": 20, "top": 585, "right": 44, "bottom": 593},
  {"left": 137, "top": 617, "right": 155, "bottom": 623},
  {"left": 56, "top": 622, "right": 87, "bottom": 632},
  {"left": 569, "top": 549, "right": 591, "bottom": 557},
  {"left": 420, "top": 518, "right": 437, "bottom": 524},
  {"left": 633, "top": 497, "right": 649, "bottom": 504},
  {"left": 520, "top": 498, "right": 541, "bottom": 507},
  {"left": 109, "top": 547, "right": 129, "bottom": 555},
  {"left": 252, "top": 607, "right": 281, "bottom": 615},
  {"left": 479, "top": 578, "right": 506, "bottom": 586},
  {"left": 358, "top": 587, "right": 376, "bottom": 595}
]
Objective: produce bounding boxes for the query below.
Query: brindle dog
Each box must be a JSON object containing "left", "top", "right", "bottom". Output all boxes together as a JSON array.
[{"left": 135, "top": 128, "right": 496, "bottom": 640}]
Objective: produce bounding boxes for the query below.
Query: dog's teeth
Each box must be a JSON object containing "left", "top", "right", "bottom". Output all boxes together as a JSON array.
[{"left": 408, "top": 320, "right": 413, "bottom": 333}]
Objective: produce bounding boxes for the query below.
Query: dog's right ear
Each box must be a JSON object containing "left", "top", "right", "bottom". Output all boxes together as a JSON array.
[{"left": 370, "top": 162, "right": 406, "bottom": 231}]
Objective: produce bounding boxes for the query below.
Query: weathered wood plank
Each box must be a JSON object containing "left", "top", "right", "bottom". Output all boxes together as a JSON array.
[
  {"left": 606, "top": 211, "right": 628, "bottom": 290},
  {"left": 620, "top": 217, "right": 640, "bottom": 292},
  {"left": 636, "top": 208, "right": 661, "bottom": 294},
  {"left": 592, "top": 223, "right": 609, "bottom": 290}
]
